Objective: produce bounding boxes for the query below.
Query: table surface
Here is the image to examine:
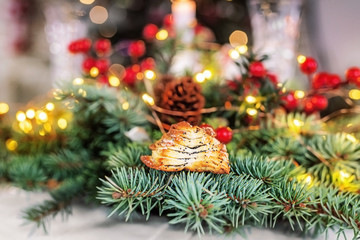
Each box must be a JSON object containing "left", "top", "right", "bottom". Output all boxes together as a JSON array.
[{"left": 0, "top": 186, "right": 353, "bottom": 240}]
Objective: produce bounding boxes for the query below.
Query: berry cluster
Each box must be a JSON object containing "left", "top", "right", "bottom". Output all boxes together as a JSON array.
[
  {"left": 280, "top": 57, "right": 360, "bottom": 114},
  {"left": 68, "top": 38, "right": 112, "bottom": 86}
]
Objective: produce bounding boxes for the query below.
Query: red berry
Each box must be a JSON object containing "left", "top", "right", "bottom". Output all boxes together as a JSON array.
[
  {"left": 215, "top": 127, "right": 233, "bottom": 144},
  {"left": 267, "top": 73, "right": 278, "bottom": 86},
  {"left": 281, "top": 92, "right": 298, "bottom": 111},
  {"left": 249, "top": 61, "right": 266, "bottom": 78},
  {"left": 68, "top": 38, "right": 92, "bottom": 54},
  {"left": 163, "top": 14, "right": 173, "bottom": 28},
  {"left": 123, "top": 65, "right": 140, "bottom": 86},
  {"left": 310, "top": 94, "right": 328, "bottom": 110},
  {"left": 82, "top": 57, "right": 96, "bottom": 73},
  {"left": 299, "top": 57, "right": 317, "bottom": 74},
  {"left": 346, "top": 67, "right": 360, "bottom": 86},
  {"left": 94, "top": 39, "right": 111, "bottom": 56},
  {"left": 312, "top": 72, "right": 329, "bottom": 89},
  {"left": 140, "top": 57, "right": 156, "bottom": 70},
  {"left": 327, "top": 74, "right": 342, "bottom": 88},
  {"left": 303, "top": 99, "right": 316, "bottom": 114},
  {"left": 98, "top": 75, "right": 110, "bottom": 86},
  {"left": 128, "top": 40, "right": 146, "bottom": 58},
  {"left": 143, "top": 24, "right": 159, "bottom": 40},
  {"left": 95, "top": 59, "right": 110, "bottom": 74}
]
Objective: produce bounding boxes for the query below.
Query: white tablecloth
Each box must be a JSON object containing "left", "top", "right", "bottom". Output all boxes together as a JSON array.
[{"left": 0, "top": 186, "right": 352, "bottom": 240}]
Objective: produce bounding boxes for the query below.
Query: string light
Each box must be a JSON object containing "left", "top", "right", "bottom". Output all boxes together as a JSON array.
[
  {"left": 246, "top": 108, "right": 258, "bottom": 116},
  {"left": 109, "top": 76, "right": 120, "bottom": 87},
  {"left": 203, "top": 70, "right": 212, "bottom": 79},
  {"left": 235, "top": 45, "right": 248, "bottom": 54},
  {"left": 156, "top": 29, "right": 168, "bottom": 41},
  {"left": 57, "top": 118, "right": 68, "bottom": 130},
  {"left": 16, "top": 111, "right": 26, "bottom": 122},
  {"left": 294, "top": 90, "right": 305, "bottom": 99},
  {"left": 5, "top": 139, "right": 18, "bottom": 151},
  {"left": 228, "top": 49, "right": 240, "bottom": 60},
  {"left": 122, "top": 101, "right": 130, "bottom": 110},
  {"left": 90, "top": 67, "right": 99, "bottom": 77},
  {"left": 45, "top": 102, "right": 55, "bottom": 111},
  {"left": 339, "top": 170, "right": 350, "bottom": 179},
  {"left": 26, "top": 109, "right": 36, "bottom": 119},
  {"left": 245, "top": 95, "right": 256, "bottom": 104},
  {"left": 297, "top": 55, "right": 306, "bottom": 64},
  {"left": 39, "top": 129, "right": 46, "bottom": 136},
  {"left": 0, "top": 102, "right": 9, "bottom": 115},
  {"left": 144, "top": 70, "right": 156, "bottom": 80},
  {"left": 293, "top": 119, "right": 304, "bottom": 127},
  {"left": 142, "top": 93, "right": 155, "bottom": 106},
  {"left": 304, "top": 175, "right": 313, "bottom": 184},
  {"left": 19, "top": 120, "right": 32, "bottom": 133},
  {"left": 73, "top": 77, "right": 84, "bottom": 85},
  {"left": 36, "top": 111, "right": 48, "bottom": 123},
  {"left": 195, "top": 73, "right": 205, "bottom": 83},
  {"left": 78, "top": 88, "right": 87, "bottom": 97},
  {"left": 349, "top": 89, "right": 360, "bottom": 100}
]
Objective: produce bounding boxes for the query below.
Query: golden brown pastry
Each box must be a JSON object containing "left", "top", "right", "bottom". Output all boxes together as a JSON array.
[{"left": 140, "top": 121, "right": 230, "bottom": 174}]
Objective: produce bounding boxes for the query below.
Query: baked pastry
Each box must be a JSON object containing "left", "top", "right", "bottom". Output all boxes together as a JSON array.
[{"left": 140, "top": 121, "right": 230, "bottom": 174}]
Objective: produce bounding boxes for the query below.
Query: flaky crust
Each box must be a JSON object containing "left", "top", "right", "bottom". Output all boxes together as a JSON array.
[{"left": 140, "top": 121, "right": 230, "bottom": 174}]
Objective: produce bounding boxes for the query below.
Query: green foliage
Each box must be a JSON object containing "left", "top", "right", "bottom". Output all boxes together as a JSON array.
[
  {"left": 164, "top": 172, "right": 228, "bottom": 235},
  {"left": 303, "top": 133, "right": 360, "bottom": 182},
  {"left": 230, "top": 154, "right": 293, "bottom": 185},
  {"left": 97, "top": 167, "right": 167, "bottom": 220},
  {"left": 103, "top": 142, "right": 150, "bottom": 169}
]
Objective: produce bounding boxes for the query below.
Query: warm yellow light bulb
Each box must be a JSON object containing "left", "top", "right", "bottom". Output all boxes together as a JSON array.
[
  {"left": 0, "top": 102, "right": 9, "bottom": 115},
  {"left": 203, "top": 70, "right": 212, "bottom": 79},
  {"left": 294, "top": 90, "right": 305, "bottom": 99},
  {"left": 293, "top": 119, "right": 304, "bottom": 127},
  {"left": 45, "top": 102, "right": 55, "bottom": 111},
  {"left": 89, "top": 6, "right": 108, "bottom": 24},
  {"left": 246, "top": 108, "right": 258, "bottom": 116},
  {"left": 144, "top": 70, "right": 156, "bottom": 80},
  {"left": 245, "top": 95, "right": 256, "bottom": 104},
  {"left": 57, "top": 118, "right": 68, "bottom": 130},
  {"left": 36, "top": 111, "right": 48, "bottom": 122},
  {"left": 346, "top": 134, "right": 358, "bottom": 143},
  {"left": 122, "top": 101, "right": 129, "bottom": 110},
  {"left": 339, "top": 170, "right": 350, "bottom": 179},
  {"left": 304, "top": 175, "right": 312, "bottom": 184},
  {"left": 109, "top": 75, "right": 120, "bottom": 87},
  {"left": 195, "top": 73, "right": 205, "bottom": 83},
  {"left": 236, "top": 45, "right": 248, "bottom": 54},
  {"left": 90, "top": 67, "right": 99, "bottom": 77},
  {"left": 26, "top": 109, "right": 35, "bottom": 119},
  {"left": 142, "top": 93, "right": 155, "bottom": 106},
  {"left": 73, "top": 77, "right": 84, "bottom": 85},
  {"left": 349, "top": 89, "right": 360, "bottom": 100},
  {"left": 156, "top": 29, "right": 168, "bottom": 40},
  {"left": 6, "top": 139, "right": 18, "bottom": 151},
  {"left": 228, "top": 49, "right": 240, "bottom": 60},
  {"left": 16, "top": 111, "right": 26, "bottom": 122},
  {"left": 297, "top": 55, "right": 306, "bottom": 64}
]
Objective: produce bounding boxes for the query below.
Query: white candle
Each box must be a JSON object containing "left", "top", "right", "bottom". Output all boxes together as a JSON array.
[{"left": 171, "top": 0, "right": 196, "bottom": 44}]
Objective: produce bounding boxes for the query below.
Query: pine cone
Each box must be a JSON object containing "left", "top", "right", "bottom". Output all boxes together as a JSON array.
[{"left": 159, "top": 76, "right": 205, "bottom": 125}]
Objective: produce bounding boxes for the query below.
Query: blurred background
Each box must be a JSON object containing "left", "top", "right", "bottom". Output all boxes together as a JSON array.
[{"left": 0, "top": 0, "right": 359, "bottom": 106}]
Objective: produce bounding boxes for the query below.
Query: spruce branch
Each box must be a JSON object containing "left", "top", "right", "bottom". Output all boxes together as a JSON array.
[
  {"left": 23, "top": 200, "right": 72, "bottom": 233},
  {"left": 97, "top": 167, "right": 167, "bottom": 220},
  {"left": 163, "top": 172, "right": 228, "bottom": 236}
]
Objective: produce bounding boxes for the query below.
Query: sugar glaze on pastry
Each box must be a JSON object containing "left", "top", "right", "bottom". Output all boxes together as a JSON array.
[{"left": 140, "top": 121, "right": 230, "bottom": 174}]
